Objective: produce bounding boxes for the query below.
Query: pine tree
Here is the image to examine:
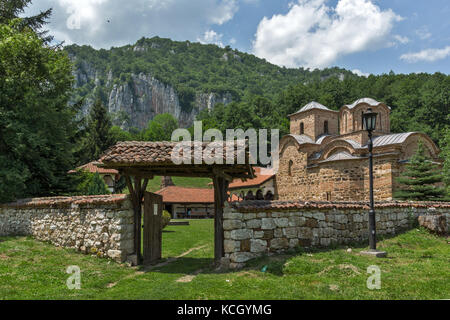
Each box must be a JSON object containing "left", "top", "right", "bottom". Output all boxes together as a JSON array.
[
  {"left": 82, "top": 98, "right": 115, "bottom": 163},
  {"left": 75, "top": 171, "right": 110, "bottom": 195},
  {"left": 441, "top": 127, "right": 450, "bottom": 197},
  {"left": 394, "top": 141, "right": 445, "bottom": 201},
  {"left": 86, "top": 173, "right": 110, "bottom": 195},
  {"left": 0, "top": 0, "right": 53, "bottom": 43}
]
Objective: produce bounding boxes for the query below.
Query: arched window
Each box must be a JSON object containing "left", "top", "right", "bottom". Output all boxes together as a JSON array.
[
  {"left": 324, "top": 121, "right": 329, "bottom": 134},
  {"left": 300, "top": 122, "right": 304, "bottom": 135},
  {"left": 288, "top": 160, "right": 294, "bottom": 176},
  {"left": 344, "top": 112, "right": 348, "bottom": 133}
]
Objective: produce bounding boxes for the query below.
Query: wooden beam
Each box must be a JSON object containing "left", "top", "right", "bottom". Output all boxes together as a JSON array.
[{"left": 213, "top": 175, "right": 229, "bottom": 264}]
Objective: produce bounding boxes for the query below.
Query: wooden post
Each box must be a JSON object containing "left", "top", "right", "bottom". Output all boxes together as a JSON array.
[
  {"left": 213, "top": 175, "right": 229, "bottom": 264},
  {"left": 125, "top": 175, "right": 148, "bottom": 265}
]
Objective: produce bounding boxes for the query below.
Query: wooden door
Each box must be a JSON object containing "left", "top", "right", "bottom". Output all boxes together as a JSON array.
[{"left": 143, "top": 192, "right": 163, "bottom": 265}]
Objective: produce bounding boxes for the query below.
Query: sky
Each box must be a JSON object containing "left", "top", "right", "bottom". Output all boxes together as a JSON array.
[{"left": 24, "top": 0, "right": 450, "bottom": 75}]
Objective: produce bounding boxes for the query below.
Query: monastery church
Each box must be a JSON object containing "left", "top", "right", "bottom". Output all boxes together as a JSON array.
[{"left": 274, "top": 98, "right": 441, "bottom": 202}]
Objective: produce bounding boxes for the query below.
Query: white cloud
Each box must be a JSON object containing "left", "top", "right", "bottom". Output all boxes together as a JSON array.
[
  {"left": 25, "top": 0, "right": 241, "bottom": 48},
  {"left": 393, "top": 35, "right": 410, "bottom": 44},
  {"left": 352, "top": 69, "right": 370, "bottom": 77},
  {"left": 416, "top": 26, "right": 432, "bottom": 40},
  {"left": 252, "top": 0, "right": 402, "bottom": 68},
  {"left": 400, "top": 46, "right": 450, "bottom": 63},
  {"left": 197, "top": 30, "right": 224, "bottom": 47}
]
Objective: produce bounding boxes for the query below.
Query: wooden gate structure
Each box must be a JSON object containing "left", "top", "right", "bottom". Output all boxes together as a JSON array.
[
  {"left": 143, "top": 192, "right": 163, "bottom": 265},
  {"left": 98, "top": 141, "right": 254, "bottom": 265}
]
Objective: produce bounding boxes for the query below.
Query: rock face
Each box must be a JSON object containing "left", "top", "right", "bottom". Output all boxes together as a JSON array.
[{"left": 72, "top": 60, "right": 233, "bottom": 129}]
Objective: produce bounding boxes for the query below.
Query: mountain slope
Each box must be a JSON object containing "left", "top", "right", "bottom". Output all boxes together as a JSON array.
[{"left": 65, "top": 36, "right": 357, "bottom": 129}]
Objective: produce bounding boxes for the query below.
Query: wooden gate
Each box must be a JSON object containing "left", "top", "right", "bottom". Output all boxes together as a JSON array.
[{"left": 143, "top": 192, "right": 163, "bottom": 265}]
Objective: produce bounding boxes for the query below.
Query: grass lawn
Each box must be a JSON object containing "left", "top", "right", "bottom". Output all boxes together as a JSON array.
[
  {"left": 123, "top": 176, "right": 212, "bottom": 194},
  {"left": 0, "top": 221, "right": 448, "bottom": 300}
]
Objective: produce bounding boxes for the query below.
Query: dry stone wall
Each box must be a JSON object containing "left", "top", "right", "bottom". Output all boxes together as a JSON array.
[
  {"left": 223, "top": 201, "right": 450, "bottom": 269},
  {"left": 0, "top": 195, "right": 135, "bottom": 262}
]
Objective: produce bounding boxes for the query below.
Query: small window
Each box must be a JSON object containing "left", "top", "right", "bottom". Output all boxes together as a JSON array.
[
  {"left": 326, "top": 192, "right": 331, "bottom": 201},
  {"left": 324, "top": 121, "right": 329, "bottom": 134},
  {"left": 288, "top": 160, "right": 294, "bottom": 176},
  {"left": 300, "top": 122, "right": 304, "bottom": 135}
]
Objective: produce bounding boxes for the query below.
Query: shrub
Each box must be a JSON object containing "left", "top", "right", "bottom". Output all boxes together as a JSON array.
[{"left": 161, "top": 210, "right": 171, "bottom": 230}]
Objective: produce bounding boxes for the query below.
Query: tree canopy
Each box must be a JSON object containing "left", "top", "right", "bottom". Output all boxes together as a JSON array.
[{"left": 0, "top": 20, "right": 76, "bottom": 202}]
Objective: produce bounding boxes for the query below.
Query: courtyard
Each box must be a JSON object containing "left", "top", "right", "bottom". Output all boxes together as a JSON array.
[{"left": 0, "top": 220, "right": 448, "bottom": 300}]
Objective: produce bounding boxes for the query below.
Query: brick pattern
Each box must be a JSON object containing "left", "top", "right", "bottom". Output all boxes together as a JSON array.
[{"left": 222, "top": 202, "right": 450, "bottom": 268}]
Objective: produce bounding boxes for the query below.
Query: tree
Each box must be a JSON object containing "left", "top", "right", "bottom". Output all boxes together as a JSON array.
[
  {"left": 81, "top": 98, "right": 115, "bottom": 163},
  {"left": 441, "top": 127, "right": 450, "bottom": 197},
  {"left": 0, "top": 0, "right": 53, "bottom": 43},
  {"left": 143, "top": 113, "right": 179, "bottom": 141},
  {"left": 75, "top": 171, "right": 110, "bottom": 195},
  {"left": 394, "top": 141, "right": 445, "bottom": 201},
  {"left": 0, "top": 21, "right": 76, "bottom": 203}
]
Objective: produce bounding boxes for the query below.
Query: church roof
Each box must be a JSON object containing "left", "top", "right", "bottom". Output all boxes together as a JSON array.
[
  {"left": 371, "top": 132, "right": 415, "bottom": 147},
  {"left": 344, "top": 98, "right": 391, "bottom": 110},
  {"left": 288, "top": 134, "right": 316, "bottom": 145},
  {"left": 289, "top": 101, "right": 336, "bottom": 116},
  {"left": 320, "top": 151, "right": 362, "bottom": 163}
]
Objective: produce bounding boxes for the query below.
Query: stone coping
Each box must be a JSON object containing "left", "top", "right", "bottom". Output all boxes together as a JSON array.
[
  {"left": 230, "top": 200, "right": 450, "bottom": 212},
  {"left": 1, "top": 194, "right": 130, "bottom": 209}
]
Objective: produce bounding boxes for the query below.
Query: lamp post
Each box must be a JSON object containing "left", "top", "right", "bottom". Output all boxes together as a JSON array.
[{"left": 361, "top": 108, "right": 387, "bottom": 258}]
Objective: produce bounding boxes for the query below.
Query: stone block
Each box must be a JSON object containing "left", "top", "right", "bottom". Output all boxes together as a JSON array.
[
  {"left": 270, "top": 238, "right": 289, "bottom": 250},
  {"left": 240, "top": 239, "right": 251, "bottom": 252},
  {"left": 230, "top": 229, "right": 252, "bottom": 240},
  {"left": 224, "top": 212, "right": 243, "bottom": 220},
  {"left": 250, "top": 239, "right": 267, "bottom": 253},
  {"left": 274, "top": 218, "right": 289, "bottom": 228},
  {"left": 224, "top": 240, "right": 240, "bottom": 253},
  {"left": 261, "top": 218, "right": 276, "bottom": 230},
  {"left": 230, "top": 252, "right": 255, "bottom": 263},
  {"left": 305, "top": 218, "right": 318, "bottom": 228},
  {"left": 246, "top": 219, "right": 262, "bottom": 229},
  {"left": 283, "top": 227, "right": 298, "bottom": 239},
  {"left": 223, "top": 219, "right": 243, "bottom": 230}
]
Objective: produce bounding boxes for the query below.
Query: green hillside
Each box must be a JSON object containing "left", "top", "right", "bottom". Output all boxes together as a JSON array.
[{"left": 64, "top": 36, "right": 357, "bottom": 113}]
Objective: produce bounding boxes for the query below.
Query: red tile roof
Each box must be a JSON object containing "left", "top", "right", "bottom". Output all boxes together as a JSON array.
[
  {"left": 100, "top": 141, "right": 249, "bottom": 166},
  {"left": 155, "top": 186, "right": 214, "bottom": 204},
  {"left": 228, "top": 167, "right": 274, "bottom": 190},
  {"left": 1, "top": 194, "right": 129, "bottom": 209},
  {"left": 69, "top": 162, "right": 119, "bottom": 175}
]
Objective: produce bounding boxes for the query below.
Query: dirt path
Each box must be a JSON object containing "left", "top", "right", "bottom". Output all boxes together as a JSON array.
[{"left": 106, "top": 244, "right": 208, "bottom": 288}]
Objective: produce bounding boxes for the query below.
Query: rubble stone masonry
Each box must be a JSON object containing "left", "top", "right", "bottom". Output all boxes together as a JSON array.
[
  {"left": 223, "top": 201, "right": 450, "bottom": 269},
  {"left": 0, "top": 195, "right": 135, "bottom": 262}
]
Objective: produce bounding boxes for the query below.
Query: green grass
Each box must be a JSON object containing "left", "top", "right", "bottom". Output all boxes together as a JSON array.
[
  {"left": 124, "top": 176, "right": 212, "bottom": 193},
  {"left": 0, "top": 223, "right": 449, "bottom": 300}
]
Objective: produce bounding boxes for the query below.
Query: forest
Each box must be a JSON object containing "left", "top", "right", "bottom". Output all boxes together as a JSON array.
[{"left": 0, "top": 1, "right": 449, "bottom": 203}]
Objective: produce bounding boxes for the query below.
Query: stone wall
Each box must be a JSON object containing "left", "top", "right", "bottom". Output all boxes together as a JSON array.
[
  {"left": 222, "top": 200, "right": 450, "bottom": 268},
  {"left": 0, "top": 195, "right": 135, "bottom": 263}
]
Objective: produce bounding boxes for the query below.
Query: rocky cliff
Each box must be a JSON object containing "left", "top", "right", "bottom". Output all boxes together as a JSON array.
[{"left": 71, "top": 59, "right": 232, "bottom": 129}]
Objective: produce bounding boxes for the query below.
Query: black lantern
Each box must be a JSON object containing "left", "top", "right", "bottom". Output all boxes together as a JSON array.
[
  {"left": 361, "top": 107, "right": 387, "bottom": 257},
  {"left": 362, "top": 108, "right": 377, "bottom": 132}
]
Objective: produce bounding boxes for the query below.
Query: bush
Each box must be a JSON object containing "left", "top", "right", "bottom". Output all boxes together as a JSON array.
[
  {"left": 161, "top": 210, "right": 171, "bottom": 230},
  {"left": 75, "top": 171, "right": 111, "bottom": 195}
]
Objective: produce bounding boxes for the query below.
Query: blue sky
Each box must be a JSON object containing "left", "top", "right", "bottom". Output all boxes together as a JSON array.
[{"left": 25, "top": 0, "right": 450, "bottom": 75}]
